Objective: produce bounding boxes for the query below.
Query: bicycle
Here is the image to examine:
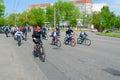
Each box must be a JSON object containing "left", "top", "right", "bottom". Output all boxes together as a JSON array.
[
  {"left": 77, "top": 36, "right": 91, "bottom": 46},
  {"left": 24, "top": 32, "right": 27, "bottom": 41},
  {"left": 42, "top": 33, "right": 48, "bottom": 40},
  {"left": 5, "top": 31, "right": 9, "bottom": 37},
  {"left": 64, "top": 35, "right": 76, "bottom": 47},
  {"left": 51, "top": 36, "right": 61, "bottom": 48},
  {"left": 17, "top": 36, "right": 21, "bottom": 46},
  {"left": 33, "top": 38, "right": 45, "bottom": 62}
]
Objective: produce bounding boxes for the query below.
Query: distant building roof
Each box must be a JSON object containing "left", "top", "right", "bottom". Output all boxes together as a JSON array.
[
  {"left": 28, "top": 3, "right": 50, "bottom": 10},
  {"left": 74, "top": 0, "right": 92, "bottom": 4}
]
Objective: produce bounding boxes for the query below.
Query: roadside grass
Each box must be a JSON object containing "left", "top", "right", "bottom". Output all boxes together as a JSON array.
[
  {"left": 97, "top": 32, "right": 120, "bottom": 38},
  {"left": 114, "top": 30, "right": 120, "bottom": 33}
]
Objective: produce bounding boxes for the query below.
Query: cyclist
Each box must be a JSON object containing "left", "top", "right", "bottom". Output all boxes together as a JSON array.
[
  {"left": 65, "top": 27, "right": 73, "bottom": 43},
  {"left": 32, "top": 26, "right": 42, "bottom": 45},
  {"left": 4, "top": 26, "right": 10, "bottom": 37},
  {"left": 42, "top": 26, "right": 47, "bottom": 39},
  {"left": 79, "top": 31, "right": 88, "bottom": 43},
  {"left": 11, "top": 26, "right": 17, "bottom": 36},
  {"left": 32, "top": 26, "right": 42, "bottom": 56},
  {"left": 50, "top": 28, "right": 59, "bottom": 44},
  {"left": 14, "top": 28, "right": 24, "bottom": 41},
  {"left": 33, "top": 26, "right": 37, "bottom": 33},
  {"left": 56, "top": 26, "right": 60, "bottom": 36}
]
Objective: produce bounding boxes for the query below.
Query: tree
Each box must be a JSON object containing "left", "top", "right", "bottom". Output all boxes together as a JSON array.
[
  {"left": 92, "top": 6, "right": 119, "bottom": 31},
  {"left": 115, "top": 16, "right": 120, "bottom": 30},
  {"left": 6, "top": 14, "right": 16, "bottom": 26},
  {"left": 0, "top": 17, "right": 6, "bottom": 26},
  {"left": 28, "top": 8, "right": 46, "bottom": 26},
  {"left": 109, "top": 12, "right": 116, "bottom": 29},
  {"left": 46, "top": 5, "right": 54, "bottom": 26},
  {"left": 0, "top": 0, "right": 5, "bottom": 17},
  {"left": 100, "top": 6, "right": 111, "bottom": 29},
  {"left": 46, "top": 0, "right": 81, "bottom": 27},
  {"left": 92, "top": 12, "right": 101, "bottom": 28}
]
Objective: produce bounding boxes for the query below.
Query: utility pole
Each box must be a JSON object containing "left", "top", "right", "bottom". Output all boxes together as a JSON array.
[
  {"left": 15, "top": 15, "right": 16, "bottom": 26},
  {"left": 54, "top": 7, "right": 56, "bottom": 28},
  {"left": 26, "top": 13, "right": 28, "bottom": 26}
]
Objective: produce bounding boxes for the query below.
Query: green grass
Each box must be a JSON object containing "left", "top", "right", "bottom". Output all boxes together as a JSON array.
[
  {"left": 114, "top": 30, "right": 120, "bottom": 33},
  {"left": 97, "top": 32, "right": 120, "bottom": 38}
]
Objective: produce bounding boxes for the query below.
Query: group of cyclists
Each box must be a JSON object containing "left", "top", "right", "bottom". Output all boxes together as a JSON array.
[
  {"left": 1, "top": 25, "right": 29, "bottom": 45},
  {"left": 32, "top": 26, "right": 88, "bottom": 47},
  {"left": 1, "top": 25, "right": 88, "bottom": 61},
  {"left": 2, "top": 25, "right": 88, "bottom": 47}
]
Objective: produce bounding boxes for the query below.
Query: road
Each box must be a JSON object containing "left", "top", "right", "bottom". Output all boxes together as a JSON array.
[{"left": 0, "top": 31, "right": 120, "bottom": 80}]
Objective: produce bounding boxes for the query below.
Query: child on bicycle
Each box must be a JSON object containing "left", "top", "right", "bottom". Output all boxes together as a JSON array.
[
  {"left": 79, "top": 31, "right": 87, "bottom": 42},
  {"left": 50, "top": 29, "right": 59, "bottom": 44}
]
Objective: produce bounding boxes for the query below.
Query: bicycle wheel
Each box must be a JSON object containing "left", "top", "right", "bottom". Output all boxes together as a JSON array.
[
  {"left": 56, "top": 39, "right": 61, "bottom": 48},
  {"left": 38, "top": 47, "right": 45, "bottom": 62},
  {"left": 64, "top": 37, "right": 67, "bottom": 44},
  {"left": 17, "top": 36, "right": 21, "bottom": 46},
  {"left": 85, "top": 39, "right": 91, "bottom": 46},
  {"left": 70, "top": 38, "right": 76, "bottom": 47},
  {"left": 77, "top": 38, "right": 82, "bottom": 44},
  {"left": 24, "top": 32, "right": 27, "bottom": 41}
]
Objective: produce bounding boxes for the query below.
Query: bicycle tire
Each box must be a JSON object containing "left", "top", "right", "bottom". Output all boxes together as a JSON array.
[
  {"left": 38, "top": 47, "right": 45, "bottom": 62},
  {"left": 56, "top": 39, "right": 61, "bottom": 48},
  {"left": 18, "top": 37, "right": 21, "bottom": 46},
  {"left": 77, "top": 38, "right": 82, "bottom": 44},
  {"left": 85, "top": 39, "right": 91, "bottom": 46},
  {"left": 24, "top": 33, "right": 27, "bottom": 41},
  {"left": 64, "top": 37, "right": 67, "bottom": 44},
  {"left": 70, "top": 38, "right": 76, "bottom": 47}
]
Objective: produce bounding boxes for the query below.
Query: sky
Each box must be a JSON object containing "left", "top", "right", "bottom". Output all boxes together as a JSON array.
[{"left": 4, "top": 0, "right": 120, "bottom": 16}]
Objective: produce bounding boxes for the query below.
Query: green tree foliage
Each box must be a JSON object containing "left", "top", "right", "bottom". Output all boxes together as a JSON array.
[
  {"left": 92, "top": 6, "right": 120, "bottom": 31},
  {"left": 92, "top": 12, "right": 101, "bottom": 28},
  {"left": 0, "top": 17, "right": 6, "bottom": 26},
  {"left": 6, "top": 14, "right": 16, "bottom": 26},
  {"left": 46, "top": 0, "right": 81, "bottom": 27},
  {"left": 28, "top": 8, "right": 46, "bottom": 26},
  {"left": 46, "top": 5, "right": 54, "bottom": 25},
  {"left": 115, "top": 16, "right": 120, "bottom": 29},
  {"left": 100, "top": 6, "right": 111, "bottom": 28},
  {"left": 0, "top": 0, "right": 5, "bottom": 26},
  {"left": 0, "top": 0, "right": 5, "bottom": 17}
]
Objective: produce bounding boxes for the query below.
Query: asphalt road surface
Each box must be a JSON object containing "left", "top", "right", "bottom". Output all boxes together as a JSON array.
[{"left": 0, "top": 31, "right": 120, "bottom": 80}]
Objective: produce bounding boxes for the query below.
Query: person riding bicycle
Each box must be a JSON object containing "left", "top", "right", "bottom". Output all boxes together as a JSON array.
[
  {"left": 50, "top": 29, "right": 59, "bottom": 44},
  {"left": 65, "top": 27, "right": 73, "bottom": 43},
  {"left": 56, "top": 26, "right": 60, "bottom": 36},
  {"left": 32, "top": 26, "right": 43, "bottom": 57},
  {"left": 42, "top": 26, "right": 47, "bottom": 39},
  {"left": 11, "top": 26, "right": 17, "bottom": 36},
  {"left": 4, "top": 26, "right": 10, "bottom": 37},
  {"left": 32, "top": 26, "right": 42, "bottom": 45},
  {"left": 79, "top": 31, "right": 88, "bottom": 43},
  {"left": 14, "top": 28, "right": 24, "bottom": 41}
]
